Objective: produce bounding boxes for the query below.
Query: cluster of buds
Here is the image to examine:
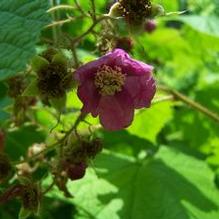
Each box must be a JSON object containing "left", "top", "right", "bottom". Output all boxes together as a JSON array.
[
  {"left": 109, "top": 0, "right": 164, "bottom": 31},
  {"left": 0, "top": 178, "right": 40, "bottom": 218},
  {"left": 97, "top": 20, "right": 134, "bottom": 54},
  {"left": 7, "top": 76, "right": 36, "bottom": 125},
  {"left": 62, "top": 137, "right": 102, "bottom": 180},
  {"left": 52, "top": 136, "right": 102, "bottom": 196}
]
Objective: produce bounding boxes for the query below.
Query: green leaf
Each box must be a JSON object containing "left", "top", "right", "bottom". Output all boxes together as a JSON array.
[
  {"left": 127, "top": 101, "right": 173, "bottom": 143},
  {"left": 177, "top": 15, "right": 219, "bottom": 37},
  {"left": 0, "top": 0, "right": 50, "bottom": 81},
  {"left": 5, "top": 125, "right": 46, "bottom": 160},
  {"left": 61, "top": 147, "right": 219, "bottom": 219}
]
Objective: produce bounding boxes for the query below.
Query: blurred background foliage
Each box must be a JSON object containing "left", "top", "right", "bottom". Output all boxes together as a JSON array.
[{"left": 0, "top": 0, "right": 219, "bottom": 218}]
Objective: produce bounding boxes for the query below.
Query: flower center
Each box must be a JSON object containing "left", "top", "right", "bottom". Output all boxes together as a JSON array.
[{"left": 94, "top": 65, "right": 126, "bottom": 96}]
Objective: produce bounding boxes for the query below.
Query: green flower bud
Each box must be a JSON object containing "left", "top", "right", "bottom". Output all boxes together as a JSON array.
[{"left": 151, "top": 4, "right": 165, "bottom": 17}]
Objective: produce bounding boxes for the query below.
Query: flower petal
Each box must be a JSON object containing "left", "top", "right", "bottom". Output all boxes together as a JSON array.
[
  {"left": 122, "top": 58, "right": 153, "bottom": 76},
  {"left": 98, "top": 90, "right": 134, "bottom": 131},
  {"left": 75, "top": 49, "right": 128, "bottom": 83},
  {"left": 77, "top": 80, "right": 101, "bottom": 116},
  {"left": 124, "top": 75, "right": 156, "bottom": 108},
  {"left": 108, "top": 49, "right": 153, "bottom": 76}
]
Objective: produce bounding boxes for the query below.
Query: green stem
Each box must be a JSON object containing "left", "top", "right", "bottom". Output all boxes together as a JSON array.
[
  {"left": 13, "top": 113, "right": 86, "bottom": 166},
  {"left": 152, "top": 95, "right": 174, "bottom": 105},
  {"left": 47, "top": 4, "right": 75, "bottom": 13},
  {"left": 50, "top": 0, "right": 61, "bottom": 44},
  {"left": 74, "top": 0, "right": 88, "bottom": 17},
  {"left": 159, "top": 85, "right": 219, "bottom": 123},
  {"left": 90, "top": 0, "right": 96, "bottom": 21},
  {"left": 71, "top": 15, "right": 112, "bottom": 45}
]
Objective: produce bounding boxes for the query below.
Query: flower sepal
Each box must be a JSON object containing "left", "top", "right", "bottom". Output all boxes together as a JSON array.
[
  {"left": 31, "top": 56, "right": 49, "bottom": 73},
  {"left": 108, "top": 2, "right": 124, "bottom": 18}
]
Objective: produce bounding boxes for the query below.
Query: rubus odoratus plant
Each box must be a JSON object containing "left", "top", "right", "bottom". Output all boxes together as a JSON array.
[{"left": 1, "top": 1, "right": 219, "bottom": 218}]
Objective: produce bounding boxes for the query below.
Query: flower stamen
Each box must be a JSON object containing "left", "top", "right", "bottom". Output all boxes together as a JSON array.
[{"left": 94, "top": 65, "right": 126, "bottom": 96}]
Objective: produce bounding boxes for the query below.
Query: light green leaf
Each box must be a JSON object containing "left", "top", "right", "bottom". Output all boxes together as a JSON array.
[
  {"left": 177, "top": 15, "right": 219, "bottom": 37},
  {"left": 127, "top": 101, "right": 173, "bottom": 143},
  {"left": 0, "top": 0, "right": 50, "bottom": 81}
]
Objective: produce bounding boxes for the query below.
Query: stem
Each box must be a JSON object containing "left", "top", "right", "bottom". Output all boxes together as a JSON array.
[
  {"left": 45, "top": 17, "right": 77, "bottom": 28},
  {"left": 159, "top": 85, "right": 219, "bottom": 123},
  {"left": 50, "top": 0, "right": 60, "bottom": 44},
  {"left": 42, "top": 180, "right": 55, "bottom": 195},
  {"left": 72, "top": 46, "right": 80, "bottom": 68},
  {"left": 90, "top": 0, "right": 96, "bottom": 21},
  {"left": 13, "top": 113, "right": 86, "bottom": 165},
  {"left": 47, "top": 5, "right": 75, "bottom": 13},
  {"left": 74, "top": 0, "right": 88, "bottom": 17},
  {"left": 152, "top": 95, "right": 174, "bottom": 105},
  {"left": 71, "top": 15, "right": 112, "bottom": 45},
  {"left": 12, "top": 141, "right": 59, "bottom": 165}
]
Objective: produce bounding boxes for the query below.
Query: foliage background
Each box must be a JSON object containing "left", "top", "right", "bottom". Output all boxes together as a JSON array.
[{"left": 0, "top": 0, "right": 219, "bottom": 218}]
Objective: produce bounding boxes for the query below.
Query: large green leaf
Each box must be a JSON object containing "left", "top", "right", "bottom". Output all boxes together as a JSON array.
[
  {"left": 48, "top": 147, "right": 219, "bottom": 219},
  {"left": 0, "top": 0, "right": 50, "bottom": 81}
]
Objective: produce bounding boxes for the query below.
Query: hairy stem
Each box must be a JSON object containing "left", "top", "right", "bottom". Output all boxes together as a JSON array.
[
  {"left": 13, "top": 113, "right": 86, "bottom": 165},
  {"left": 159, "top": 85, "right": 219, "bottom": 123}
]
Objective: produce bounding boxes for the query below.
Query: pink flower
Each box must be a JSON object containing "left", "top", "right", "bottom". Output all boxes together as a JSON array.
[{"left": 75, "top": 49, "right": 156, "bottom": 131}]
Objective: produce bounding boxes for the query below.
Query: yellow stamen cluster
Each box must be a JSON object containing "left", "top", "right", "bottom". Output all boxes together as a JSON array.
[{"left": 94, "top": 65, "right": 126, "bottom": 96}]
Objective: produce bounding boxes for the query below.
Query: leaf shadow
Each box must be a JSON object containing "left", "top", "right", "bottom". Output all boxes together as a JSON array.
[{"left": 93, "top": 152, "right": 219, "bottom": 219}]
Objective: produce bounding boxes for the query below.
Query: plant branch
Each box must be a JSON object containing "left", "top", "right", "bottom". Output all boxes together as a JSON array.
[
  {"left": 71, "top": 15, "right": 113, "bottom": 45},
  {"left": 13, "top": 113, "right": 86, "bottom": 165},
  {"left": 73, "top": 0, "right": 89, "bottom": 17},
  {"left": 89, "top": 0, "right": 96, "bottom": 21},
  {"left": 159, "top": 85, "right": 219, "bottom": 123},
  {"left": 47, "top": 4, "right": 75, "bottom": 13}
]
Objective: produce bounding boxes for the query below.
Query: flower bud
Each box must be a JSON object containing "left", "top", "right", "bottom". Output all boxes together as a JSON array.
[
  {"left": 114, "top": 37, "right": 133, "bottom": 53},
  {"left": 151, "top": 4, "right": 165, "bottom": 17},
  {"left": 36, "top": 51, "right": 73, "bottom": 100},
  {"left": 42, "top": 47, "right": 58, "bottom": 63},
  {"left": 66, "top": 162, "right": 87, "bottom": 181},
  {"left": 144, "top": 20, "right": 157, "bottom": 33}
]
